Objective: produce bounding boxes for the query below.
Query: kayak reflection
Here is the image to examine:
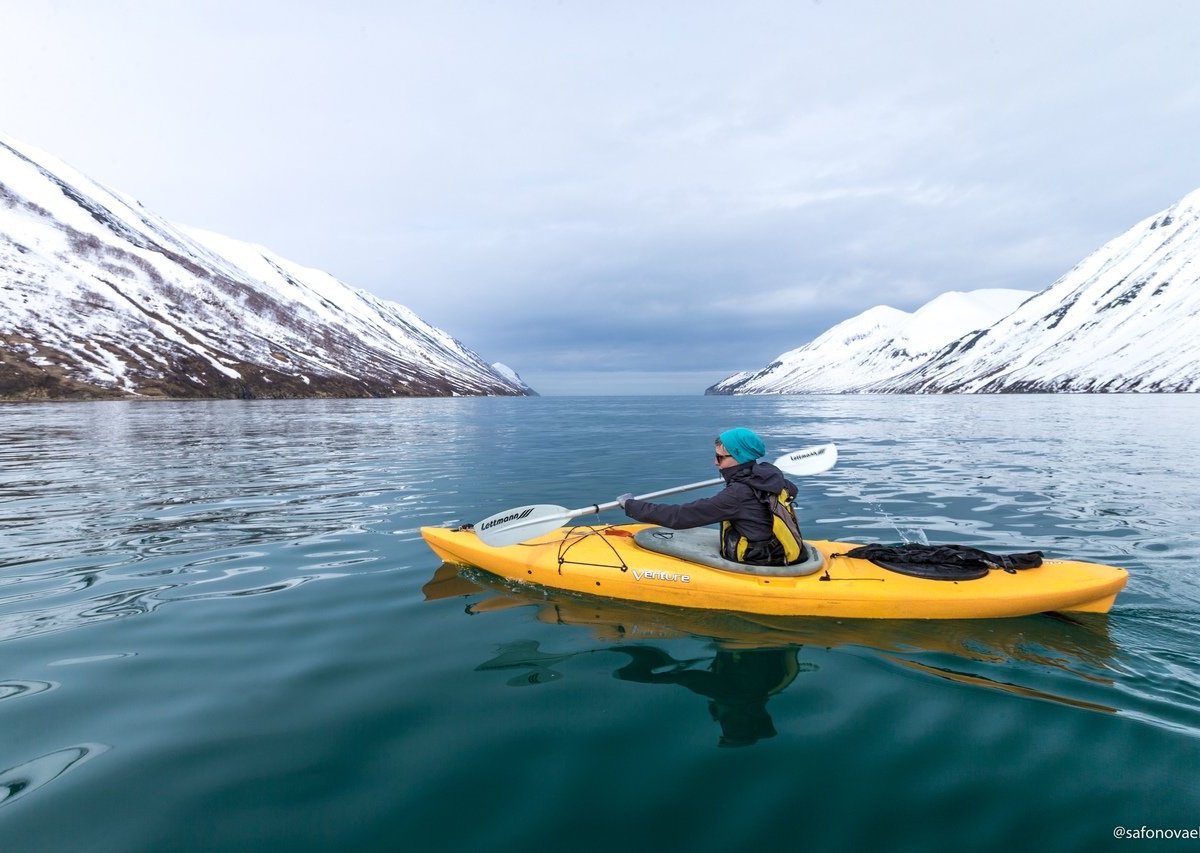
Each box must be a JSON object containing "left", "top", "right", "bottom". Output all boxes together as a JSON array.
[
  {"left": 422, "top": 563, "right": 1121, "bottom": 718},
  {"left": 475, "top": 639, "right": 814, "bottom": 748},
  {"left": 610, "top": 645, "right": 815, "bottom": 748}
]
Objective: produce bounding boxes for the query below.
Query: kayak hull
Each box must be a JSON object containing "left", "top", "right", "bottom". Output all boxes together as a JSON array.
[{"left": 419, "top": 524, "right": 1128, "bottom": 620}]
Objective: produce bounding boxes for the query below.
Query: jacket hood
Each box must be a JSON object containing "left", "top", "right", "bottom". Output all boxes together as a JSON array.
[{"left": 722, "top": 460, "right": 791, "bottom": 493}]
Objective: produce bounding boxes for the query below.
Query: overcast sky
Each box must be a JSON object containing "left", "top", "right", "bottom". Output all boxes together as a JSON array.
[{"left": 3, "top": 1, "right": 1199, "bottom": 394}]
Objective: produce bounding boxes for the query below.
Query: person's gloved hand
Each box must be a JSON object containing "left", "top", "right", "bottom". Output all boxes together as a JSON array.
[{"left": 617, "top": 493, "right": 634, "bottom": 508}]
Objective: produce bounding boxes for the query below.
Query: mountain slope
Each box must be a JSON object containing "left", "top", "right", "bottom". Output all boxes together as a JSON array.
[
  {"left": 708, "top": 187, "right": 1200, "bottom": 395},
  {"left": 707, "top": 290, "right": 1032, "bottom": 394},
  {"left": 0, "top": 132, "right": 528, "bottom": 400},
  {"left": 491, "top": 362, "right": 539, "bottom": 396},
  {"left": 884, "top": 189, "right": 1200, "bottom": 393}
]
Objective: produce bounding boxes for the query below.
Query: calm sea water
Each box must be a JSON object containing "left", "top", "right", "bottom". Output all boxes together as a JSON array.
[{"left": 1, "top": 395, "right": 1198, "bottom": 852}]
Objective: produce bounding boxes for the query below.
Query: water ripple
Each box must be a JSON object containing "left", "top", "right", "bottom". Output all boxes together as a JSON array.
[
  {"left": 0, "top": 744, "right": 110, "bottom": 809},
  {"left": 0, "top": 679, "right": 56, "bottom": 703},
  {"left": 0, "top": 400, "right": 465, "bottom": 645}
]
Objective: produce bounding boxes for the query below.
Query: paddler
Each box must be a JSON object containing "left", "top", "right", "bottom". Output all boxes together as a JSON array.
[{"left": 617, "top": 427, "right": 806, "bottom": 566}]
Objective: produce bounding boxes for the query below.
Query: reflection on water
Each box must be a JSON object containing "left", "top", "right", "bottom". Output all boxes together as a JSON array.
[
  {"left": 613, "top": 645, "right": 814, "bottom": 747},
  {"left": 477, "top": 639, "right": 816, "bottom": 747},
  {"left": 424, "top": 562, "right": 1134, "bottom": 728}
]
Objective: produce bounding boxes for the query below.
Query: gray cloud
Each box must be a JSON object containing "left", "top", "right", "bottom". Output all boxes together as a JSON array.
[{"left": 3, "top": 1, "right": 1198, "bottom": 394}]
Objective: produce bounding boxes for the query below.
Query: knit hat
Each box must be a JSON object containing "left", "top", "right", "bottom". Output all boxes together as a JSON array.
[{"left": 717, "top": 428, "right": 766, "bottom": 464}]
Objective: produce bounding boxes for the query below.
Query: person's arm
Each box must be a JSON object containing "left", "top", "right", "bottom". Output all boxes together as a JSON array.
[{"left": 623, "top": 485, "right": 745, "bottom": 529}]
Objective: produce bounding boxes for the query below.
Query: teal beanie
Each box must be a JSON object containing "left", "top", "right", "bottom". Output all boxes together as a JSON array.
[{"left": 718, "top": 427, "right": 766, "bottom": 464}]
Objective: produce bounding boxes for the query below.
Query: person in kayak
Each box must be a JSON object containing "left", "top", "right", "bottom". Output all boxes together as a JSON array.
[{"left": 617, "top": 427, "right": 805, "bottom": 566}]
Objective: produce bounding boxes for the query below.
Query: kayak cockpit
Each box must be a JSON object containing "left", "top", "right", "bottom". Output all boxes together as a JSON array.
[{"left": 631, "top": 526, "right": 825, "bottom": 577}]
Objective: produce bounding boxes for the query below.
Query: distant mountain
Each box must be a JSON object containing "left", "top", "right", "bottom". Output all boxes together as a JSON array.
[
  {"left": 0, "top": 132, "right": 531, "bottom": 400},
  {"left": 883, "top": 189, "right": 1200, "bottom": 392},
  {"left": 708, "top": 188, "right": 1200, "bottom": 395},
  {"left": 492, "top": 362, "right": 539, "bottom": 396},
  {"left": 707, "top": 290, "right": 1033, "bottom": 394}
]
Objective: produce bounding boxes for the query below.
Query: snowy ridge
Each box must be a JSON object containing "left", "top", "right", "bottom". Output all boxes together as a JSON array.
[
  {"left": 0, "top": 131, "right": 530, "bottom": 400},
  {"left": 708, "top": 291, "right": 1032, "bottom": 394},
  {"left": 884, "top": 189, "right": 1200, "bottom": 392},
  {"left": 709, "top": 187, "right": 1200, "bottom": 395}
]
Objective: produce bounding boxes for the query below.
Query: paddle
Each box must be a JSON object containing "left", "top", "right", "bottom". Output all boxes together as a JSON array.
[{"left": 474, "top": 442, "right": 838, "bottom": 547}]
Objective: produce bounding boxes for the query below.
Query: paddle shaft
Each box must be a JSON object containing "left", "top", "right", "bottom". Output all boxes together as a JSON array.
[{"left": 580, "top": 478, "right": 723, "bottom": 519}]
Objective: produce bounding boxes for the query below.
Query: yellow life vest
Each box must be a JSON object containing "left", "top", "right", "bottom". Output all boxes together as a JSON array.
[{"left": 720, "top": 488, "right": 805, "bottom": 566}]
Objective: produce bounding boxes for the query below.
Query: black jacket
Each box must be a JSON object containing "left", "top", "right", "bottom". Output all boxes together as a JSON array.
[{"left": 622, "top": 461, "right": 798, "bottom": 544}]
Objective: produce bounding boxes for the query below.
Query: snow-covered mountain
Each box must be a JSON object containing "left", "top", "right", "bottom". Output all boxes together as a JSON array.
[
  {"left": 491, "top": 362, "right": 539, "bottom": 396},
  {"left": 0, "top": 132, "right": 531, "bottom": 400},
  {"left": 884, "top": 189, "right": 1200, "bottom": 393},
  {"left": 707, "top": 289, "right": 1033, "bottom": 394},
  {"left": 708, "top": 187, "right": 1200, "bottom": 395}
]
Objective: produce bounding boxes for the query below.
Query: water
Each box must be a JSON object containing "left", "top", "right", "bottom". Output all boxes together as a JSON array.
[{"left": 1, "top": 395, "right": 1198, "bottom": 852}]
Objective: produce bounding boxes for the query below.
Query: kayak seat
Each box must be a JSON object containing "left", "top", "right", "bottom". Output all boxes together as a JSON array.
[{"left": 632, "top": 526, "right": 825, "bottom": 577}]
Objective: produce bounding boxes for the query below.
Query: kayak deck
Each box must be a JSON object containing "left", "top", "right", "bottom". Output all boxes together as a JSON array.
[{"left": 419, "top": 523, "right": 1128, "bottom": 620}]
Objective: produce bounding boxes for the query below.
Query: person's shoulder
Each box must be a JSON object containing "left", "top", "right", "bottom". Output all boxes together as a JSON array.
[
  {"left": 750, "top": 460, "right": 789, "bottom": 483},
  {"left": 749, "top": 461, "right": 797, "bottom": 494},
  {"left": 722, "top": 477, "right": 756, "bottom": 496}
]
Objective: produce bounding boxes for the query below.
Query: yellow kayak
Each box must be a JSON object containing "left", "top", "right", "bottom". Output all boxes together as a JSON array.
[{"left": 419, "top": 523, "right": 1128, "bottom": 620}]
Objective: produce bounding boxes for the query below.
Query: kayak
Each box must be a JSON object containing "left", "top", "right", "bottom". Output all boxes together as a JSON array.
[{"left": 419, "top": 523, "right": 1128, "bottom": 620}]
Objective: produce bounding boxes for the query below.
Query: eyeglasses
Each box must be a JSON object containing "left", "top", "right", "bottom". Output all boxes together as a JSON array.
[{"left": 715, "top": 452, "right": 733, "bottom": 463}]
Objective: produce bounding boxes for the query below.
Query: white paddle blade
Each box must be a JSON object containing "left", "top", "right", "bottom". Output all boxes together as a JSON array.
[
  {"left": 474, "top": 503, "right": 571, "bottom": 547},
  {"left": 776, "top": 443, "right": 838, "bottom": 476}
]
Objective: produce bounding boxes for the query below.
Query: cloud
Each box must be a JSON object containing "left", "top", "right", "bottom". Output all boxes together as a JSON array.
[{"left": 2, "top": 1, "right": 1199, "bottom": 394}]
